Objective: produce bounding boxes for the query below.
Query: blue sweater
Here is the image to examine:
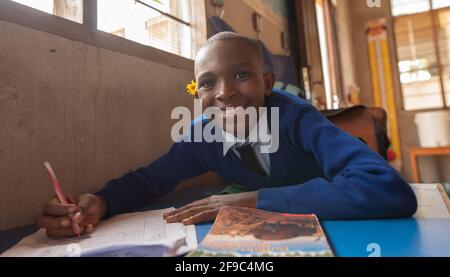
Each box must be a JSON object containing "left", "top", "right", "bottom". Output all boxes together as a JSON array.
[{"left": 96, "top": 89, "right": 417, "bottom": 220}]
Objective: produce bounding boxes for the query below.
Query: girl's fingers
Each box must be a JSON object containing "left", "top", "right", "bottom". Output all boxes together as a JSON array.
[
  {"left": 79, "top": 222, "right": 95, "bottom": 234},
  {"left": 46, "top": 221, "right": 96, "bottom": 238},
  {"left": 35, "top": 215, "right": 72, "bottom": 229},
  {"left": 85, "top": 224, "right": 95, "bottom": 234},
  {"left": 67, "top": 195, "right": 78, "bottom": 205},
  {"left": 181, "top": 209, "right": 218, "bottom": 225},
  {"left": 71, "top": 211, "right": 84, "bottom": 224},
  {"left": 38, "top": 212, "right": 99, "bottom": 236},
  {"left": 46, "top": 226, "right": 85, "bottom": 238},
  {"left": 163, "top": 204, "right": 196, "bottom": 218},
  {"left": 70, "top": 214, "right": 100, "bottom": 234},
  {"left": 44, "top": 200, "right": 77, "bottom": 217},
  {"left": 84, "top": 216, "right": 100, "bottom": 226},
  {"left": 165, "top": 205, "right": 212, "bottom": 223},
  {"left": 163, "top": 197, "right": 212, "bottom": 218}
]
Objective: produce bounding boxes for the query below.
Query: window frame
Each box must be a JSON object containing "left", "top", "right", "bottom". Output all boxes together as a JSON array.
[
  {"left": 391, "top": 0, "right": 450, "bottom": 112},
  {"left": 1, "top": 0, "right": 206, "bottom": 69}
]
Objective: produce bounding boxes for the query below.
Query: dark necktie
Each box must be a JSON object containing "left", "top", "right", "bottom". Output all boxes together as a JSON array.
[{"left": 235, "top": 144, "right": 268, "bottom": 177}]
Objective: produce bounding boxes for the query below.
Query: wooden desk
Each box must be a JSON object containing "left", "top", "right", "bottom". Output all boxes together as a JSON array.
[{"left": 409, "top": 146, "right": 450, "bottom": 183}]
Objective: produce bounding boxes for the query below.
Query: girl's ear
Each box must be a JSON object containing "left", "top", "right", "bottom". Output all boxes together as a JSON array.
[{"left": 263, "top": 72, "right": 275, "bottom": 96}]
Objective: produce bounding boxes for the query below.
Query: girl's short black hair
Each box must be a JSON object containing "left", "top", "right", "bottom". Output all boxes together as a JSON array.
[{"left": 198, "top": 31, "right": 264, "bottom": 66}]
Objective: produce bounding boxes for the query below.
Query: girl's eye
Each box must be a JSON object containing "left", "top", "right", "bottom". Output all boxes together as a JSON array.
[
  {"left": 236, "top": 72, "right": 250, "bottom": 80},
  {"left": 200, "top": 80, "right": 215, "bottom": 89}
]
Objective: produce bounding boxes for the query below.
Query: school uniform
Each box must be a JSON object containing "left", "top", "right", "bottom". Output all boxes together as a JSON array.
[{"left": 96, "top": 89, "right": 417, "bottom": 219}]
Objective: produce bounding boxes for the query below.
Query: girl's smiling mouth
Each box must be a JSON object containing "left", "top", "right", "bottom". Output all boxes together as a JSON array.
[{"left": 219, "top": 105, "right": 249, "bottom": 114}]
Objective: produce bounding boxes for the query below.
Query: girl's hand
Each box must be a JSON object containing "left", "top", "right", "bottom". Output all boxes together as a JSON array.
[
  {"left": 35, "top": 194, "right": 107, "bottom": 238},
  {"left": 163, "top": 191, "right": 258, "bottom": 225}
]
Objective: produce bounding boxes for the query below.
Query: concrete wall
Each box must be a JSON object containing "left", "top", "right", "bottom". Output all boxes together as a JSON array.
[
  {"left": 204, "top": 0, "right": 291, "bottom": 55},
  {"left": 0, "top": 0, "right": 292, "bottom": 232},
  {"left": 335, "top": 0, "right": 356, "bottom": 94},
  {"left": 0, "top": 3, "right": 208, "bottom": 230},
  {"left": 336, "top": 0, "right": 450, "bottom": 182}
]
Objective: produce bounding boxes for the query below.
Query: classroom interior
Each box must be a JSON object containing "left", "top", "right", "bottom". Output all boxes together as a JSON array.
[{"left": 0, "top": 0, "right": 450, "bottom": 237}]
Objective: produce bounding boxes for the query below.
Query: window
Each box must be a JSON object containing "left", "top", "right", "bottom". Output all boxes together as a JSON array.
[
  {"left": 392, "top": 0, "right": 450, "bottom": 110},
  {"left": 432, "top": 0, "right": 450, "bottom": 10},
  {"left": 97, "top": 0, "right": 193, "bottom": 59},
  {"left": 438, "top": 9, "right": 450, "bottom": 106},
  {"left": 391, "top": 0, "right": 431, "bottom": 16},
  {"left": 10, "top": 0, "right": 83, "bottom": 23},
  {"left": 9, "top": 0, "right": 206, "bottom": 60},
  {"left": 315, "top": 0, "right": 340, "bottom": 109},
  {"left": 392, "top": 0, "right": 450, "bottom": 16}
]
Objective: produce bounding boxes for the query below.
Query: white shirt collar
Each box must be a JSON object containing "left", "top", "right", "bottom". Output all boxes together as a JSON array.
[{"left": 220, "top": 110, "right": 270, "bottom": 156}]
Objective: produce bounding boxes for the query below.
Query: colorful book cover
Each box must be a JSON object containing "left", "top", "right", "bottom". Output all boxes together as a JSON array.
[{"left": 188, "top": 206, "right": 334, "bottom": 257}]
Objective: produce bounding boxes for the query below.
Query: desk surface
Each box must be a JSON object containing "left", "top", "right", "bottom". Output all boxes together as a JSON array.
[
  {"left": 1, "top": 183, "right": 450, "bottom": 257},
  {"left": 195, "top": 219, "right": 450, "bottom": 257}
]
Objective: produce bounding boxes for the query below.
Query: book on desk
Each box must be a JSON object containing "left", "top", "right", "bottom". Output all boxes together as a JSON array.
[{"left": 188, "top": 206, "right": 334, "bottom": 257}]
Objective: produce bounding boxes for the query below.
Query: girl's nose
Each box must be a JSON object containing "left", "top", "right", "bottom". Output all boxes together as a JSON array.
[{"left": 216, "top": 81, "right": 236, "bottom": 101}]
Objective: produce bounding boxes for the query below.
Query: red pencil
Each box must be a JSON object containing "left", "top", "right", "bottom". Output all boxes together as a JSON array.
[{"left": 43, "top": 161, "right": 81, "bottom": 236}]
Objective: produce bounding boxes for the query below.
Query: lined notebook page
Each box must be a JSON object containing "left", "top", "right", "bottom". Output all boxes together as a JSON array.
[{"left": 411, "top": 183, "right": 450, "bottom": 219}]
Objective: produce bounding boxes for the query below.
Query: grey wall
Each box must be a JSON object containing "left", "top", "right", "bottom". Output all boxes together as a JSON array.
[{"left": 0, "top": 18, "right": 201, "bottom": 230}]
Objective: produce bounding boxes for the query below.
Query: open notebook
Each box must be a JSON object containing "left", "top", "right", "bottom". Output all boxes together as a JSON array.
[
  {"left": 1, "top": 208, "right": 197, "bottom": 257},
  {"left": 411, "top": 183, "right": 450, "bottom": 218}
]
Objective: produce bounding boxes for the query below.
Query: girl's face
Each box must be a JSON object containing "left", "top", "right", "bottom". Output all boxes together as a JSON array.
[{"left": 194, "top": 40, "right": 274, "bottom": 137}]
